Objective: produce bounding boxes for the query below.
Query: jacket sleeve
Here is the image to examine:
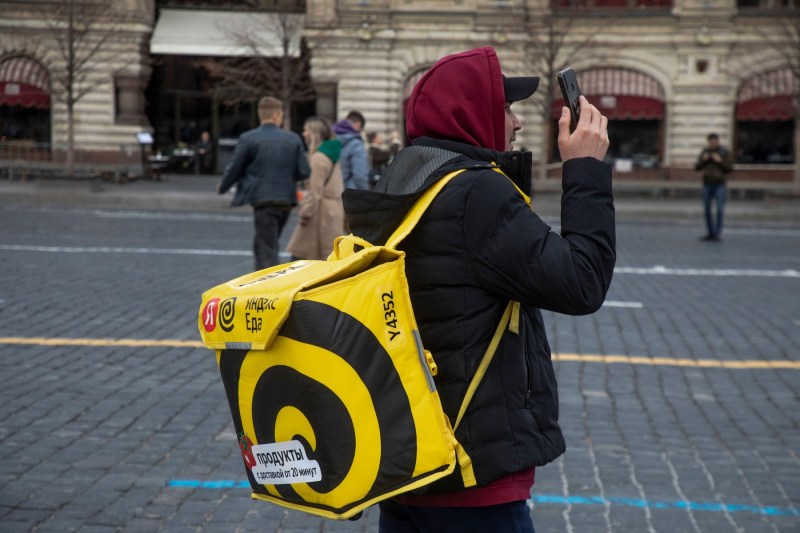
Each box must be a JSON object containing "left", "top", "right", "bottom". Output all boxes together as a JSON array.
[
  {"left": 218, "top": 136, "right": 250, "bottom": 194},
  {"left": 350, "top": 140, "right": 370, "bottom": 190},
  {"left": 464, "top": 157, "right": 616, "bottom": 315},
  {"left": 694, "top": 150, "right": 707, "bottom": 171}
]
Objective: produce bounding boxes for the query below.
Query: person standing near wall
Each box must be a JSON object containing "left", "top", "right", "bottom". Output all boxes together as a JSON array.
[
  {"left": 217, "top": 96, "right": 310, "bottom": 270},
  {"left": 695, "top": 133, "right": 732, "bottom": 242},
  {"left": 193, "top": 131, "right": 214, "bottom": 174}
]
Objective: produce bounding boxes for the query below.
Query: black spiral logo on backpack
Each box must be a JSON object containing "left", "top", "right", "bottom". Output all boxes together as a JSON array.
[
  {"left": 218, "top": 300, "right": 428, "bottom": 514},
  {"left": 218, "top": 297, "right": 236, "bottom": 332}
]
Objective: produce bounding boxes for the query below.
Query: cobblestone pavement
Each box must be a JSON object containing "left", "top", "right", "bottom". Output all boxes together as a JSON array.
[{"left": 0, "top": 201, "right": 798, "bottom": 532}]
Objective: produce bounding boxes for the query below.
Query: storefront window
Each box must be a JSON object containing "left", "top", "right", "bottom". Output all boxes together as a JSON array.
[
  {"left": 737, "top": 0, "right": 796, "bottom": 9},
  {"left": 735, "top": 121, "right": 794, "bottom": 164},
  {"left": 0, "top": 104, "right": 49, "bottom": 144},
  {"left": 551, "top": 119, "right": 660, "bottom": 167}
]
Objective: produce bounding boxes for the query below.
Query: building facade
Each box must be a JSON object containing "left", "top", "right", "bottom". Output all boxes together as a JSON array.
[
  {"left": 1, "top": 0, "right": 797, "bottom": 183},
  {"left": 305, "top": 0, "right": 799, "bottom": 181},
  {"left": 0, "top": 0, "right": 153, "bottom": 165}
]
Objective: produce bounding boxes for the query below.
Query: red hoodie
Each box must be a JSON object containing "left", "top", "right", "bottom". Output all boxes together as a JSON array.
[
  {"left": 406, "top": 47, "right": 508, "bottom": 152},
  {"left": 396, "top": 46, "right": 536, "bottom": 508}
]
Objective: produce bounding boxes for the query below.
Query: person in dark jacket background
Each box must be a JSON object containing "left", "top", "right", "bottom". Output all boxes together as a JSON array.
[
  {"left": 694, "top": 132, "right": 732, "bottom": 242},
  {"left": 217, "top": 96, "right": 310, "bottom": 270},
  {"left": 344, "top": 47, "right": 615, "bottom": 532}
]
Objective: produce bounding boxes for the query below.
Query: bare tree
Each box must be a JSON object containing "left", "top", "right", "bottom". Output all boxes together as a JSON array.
[
  {"left": 40, "top": 0, "right": 119, "bottom": 176},
  {"left": 768, "top": 17, "right": 800, "bottom": 89},
  {"left": 200, "top": 4, "right": 313, "bottom": 129},
  {"left": 520, "top": 6, "right": 607, "bottom": 180},
  {"left": 748, "top": 17, "right": 800, "bottom": 183}
]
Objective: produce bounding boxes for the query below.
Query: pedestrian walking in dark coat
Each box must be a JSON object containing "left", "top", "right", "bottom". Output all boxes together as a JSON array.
[{"left": 217, "top": 96, "right": 310, "bottom": 270}]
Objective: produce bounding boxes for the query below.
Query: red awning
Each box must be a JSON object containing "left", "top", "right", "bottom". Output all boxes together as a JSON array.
[
  {"left": 0, "top": 56, "right": 50, "bottom": 109},
  {"left": 0, "top": 81, "right": 50, "bottom": 109},
  {"left": 552, "top": 94, "right": 664, "bottom": 120},
  {"left": 736, "top": 95, "right": 794, "bottom": 121}
]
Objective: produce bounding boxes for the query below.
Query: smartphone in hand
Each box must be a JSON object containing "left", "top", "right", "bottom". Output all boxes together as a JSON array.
[{"left": 557, "top": 68, "right": 582, "bottom": 132}]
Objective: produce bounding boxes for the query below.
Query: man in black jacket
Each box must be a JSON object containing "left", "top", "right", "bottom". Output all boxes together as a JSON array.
[
  {"left": 218, "top": 96, "right": 310, "bottom": 270},
  {"left": 344, "top": 47, "right": 615, "bottom": 532}
]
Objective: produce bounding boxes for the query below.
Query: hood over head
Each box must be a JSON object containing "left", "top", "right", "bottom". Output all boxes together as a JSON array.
[
  {"left": 405, "top": 47, "right": 538, "bottom": 152},
  {"left": 332, "top": 119, "right": 359, "bottom": 136}
]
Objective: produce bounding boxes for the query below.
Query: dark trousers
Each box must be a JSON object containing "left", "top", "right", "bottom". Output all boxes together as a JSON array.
[
  {"left": 702, "top": 183, "right": 727, "bottom": 238},
  {"left": 253, "top": 205, "right": 290, "bottom": 271},
  {"left": 378, "top": 500, "right": 535, "bottom": 533}
]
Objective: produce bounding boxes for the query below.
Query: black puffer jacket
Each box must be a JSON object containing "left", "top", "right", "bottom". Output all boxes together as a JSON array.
[{"left": 343, "top": 137, "right": 615, "bottom": 490}]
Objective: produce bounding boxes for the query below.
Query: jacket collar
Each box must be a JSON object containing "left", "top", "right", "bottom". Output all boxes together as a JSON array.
[{"left": 412, "top": 137, "right": 532, "bottom": 194}]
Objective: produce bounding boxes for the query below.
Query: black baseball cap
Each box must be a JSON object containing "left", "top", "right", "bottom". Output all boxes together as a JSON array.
[{"left": 503, "top": 75, "right": 540, "bottom": 103}]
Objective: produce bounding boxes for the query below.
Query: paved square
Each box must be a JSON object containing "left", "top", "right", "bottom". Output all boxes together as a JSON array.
[{"left": 0, "top": 204, "right": 797, "bottom": 532}]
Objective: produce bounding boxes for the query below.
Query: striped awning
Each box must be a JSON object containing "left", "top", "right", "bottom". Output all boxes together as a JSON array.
[
  {"left": 552, "top": 68, "right": 665, "bottom": 120},
  {"left": 0, "top": 56, "right": 50, "bottom": 109},
  {"left": 737, "top": 69, "right": 798, "bottom": 121},
  {"left": 150, "top": 9, "right": 302, "bottom": 57}
]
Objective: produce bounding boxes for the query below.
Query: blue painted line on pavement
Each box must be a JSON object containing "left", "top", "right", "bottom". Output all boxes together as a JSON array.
[
  {"left": 529, "top": 494, "right": 799, "bottom": 517},
  {"left": 167, "top": 480, "right": 799, "bottom": 517}
]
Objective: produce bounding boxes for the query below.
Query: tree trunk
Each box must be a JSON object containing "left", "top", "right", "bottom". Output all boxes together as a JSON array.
[
  {"left": 66, "top": 0, "right": 75, "bottom": 177},
  {"left": 795, "top": 117, "right": 800, "bottom": 185},
  {"left": 538, "top": 146, "right": 549, "bottom": 182},
  {"left": 66, "top": 101, "right": 75, "bottom": 176}
]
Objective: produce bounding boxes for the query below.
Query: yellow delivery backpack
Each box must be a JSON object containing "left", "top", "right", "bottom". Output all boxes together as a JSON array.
[{"left": 197, "top": 167, "right": 528, "bottom": 520}]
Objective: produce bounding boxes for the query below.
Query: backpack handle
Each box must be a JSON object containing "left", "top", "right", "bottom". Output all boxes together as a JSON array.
[{"left": 330, "top": 234, "right": 374, "bottom": 260}]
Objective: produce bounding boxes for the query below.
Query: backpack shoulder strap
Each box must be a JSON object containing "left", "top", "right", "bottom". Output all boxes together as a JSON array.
[
  {"left": 453, "top": 301, "right": 515, "bottom": 432},
  {"left": 381, "top": 163, "right": 528, "bottom": 488},
  {"left": 384, "top": 164, "right": 530, "bottom": 250},
  {"left": 450, "top": 300, "right": 518, "bottom": 488}
]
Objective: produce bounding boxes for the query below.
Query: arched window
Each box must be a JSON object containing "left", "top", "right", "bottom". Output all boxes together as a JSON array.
[
  {"left": 551, "top": 68, "right": 665, "bottom": 169},
  {"left": 0, "top": 56, "right": 51, "bottom": 146},
  {"left": 735, "top": 68, "right": 797, "bottom": 164}
]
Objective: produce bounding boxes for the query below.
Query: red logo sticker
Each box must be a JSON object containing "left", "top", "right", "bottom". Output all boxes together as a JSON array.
[{"left": 202, "top": 298, "right": 220, "bottom": 332}]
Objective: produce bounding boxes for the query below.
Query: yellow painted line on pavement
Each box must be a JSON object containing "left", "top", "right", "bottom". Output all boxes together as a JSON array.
[
  {"left": 554, "top": 353, "right": 800, "bottom": 370},
  {"left": 0, "top": 337, "right": 205, "bottom": 349},
  {"left": 0, "top": 337, "right": 797, "bottom": 370}
]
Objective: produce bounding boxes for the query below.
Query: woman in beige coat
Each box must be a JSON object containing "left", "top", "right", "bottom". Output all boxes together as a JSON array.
[{"left": 286, "top": 117, "right": 346, "bottom": 260}]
